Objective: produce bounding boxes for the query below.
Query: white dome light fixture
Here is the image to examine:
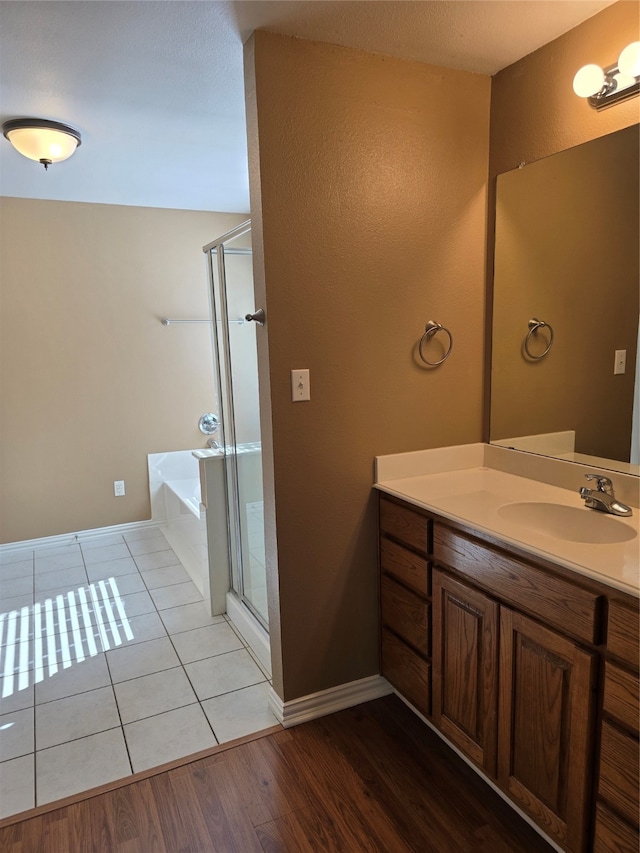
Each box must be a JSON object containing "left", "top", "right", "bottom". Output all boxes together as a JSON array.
[
  {"left": 573, "top": 41, "right": 640, "bottom": 110},
  {"left": 2, "top": 118, "right": 82, "bottom": 170}
]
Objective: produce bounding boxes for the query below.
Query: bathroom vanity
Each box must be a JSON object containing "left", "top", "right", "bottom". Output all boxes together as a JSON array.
[{"left": 376, "top": 445, "right": 639, "bottom": 853}]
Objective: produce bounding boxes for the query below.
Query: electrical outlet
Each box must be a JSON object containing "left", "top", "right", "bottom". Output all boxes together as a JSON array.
[
  {"left": 114, "top": 480, "right": 126, "bottom": 497},
  {"left": 291, "top": 369, "right": 310, "bottom": 401}
]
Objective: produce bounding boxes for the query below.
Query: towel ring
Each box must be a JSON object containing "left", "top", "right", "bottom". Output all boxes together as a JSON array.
[
  {"left": 524, "top": 318, "right": 554, "bottom": 360},
  {"left": 419, "top": 320, "right": 453, "bottom": 366}
]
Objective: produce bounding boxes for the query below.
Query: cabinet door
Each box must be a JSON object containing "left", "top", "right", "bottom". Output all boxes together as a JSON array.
[
  {"left": 498, "top": 609, "right": 596, "bottom": 853},
  {"left": 432, "top": 570, "right": 498, "bottom": 775}
]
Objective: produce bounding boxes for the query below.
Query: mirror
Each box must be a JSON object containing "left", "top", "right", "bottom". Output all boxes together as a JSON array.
[{"left": 490, "top": 124, "right": 640, "bottom": 476}]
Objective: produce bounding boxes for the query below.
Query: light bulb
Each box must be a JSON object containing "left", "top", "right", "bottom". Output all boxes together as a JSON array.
[
  {"left": 618, "top": 41, "right": 640, "bottom": 79},
  {"left": 572, "top": 64, "right": 605, "bottom": 98},
  {"left": 613, "top": 72, "right": 636, "bottom": 92}
]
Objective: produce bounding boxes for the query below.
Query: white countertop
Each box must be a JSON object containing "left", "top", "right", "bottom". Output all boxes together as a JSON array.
[{"left": 375, "top": 447, "right": 640, "bottom": 596}]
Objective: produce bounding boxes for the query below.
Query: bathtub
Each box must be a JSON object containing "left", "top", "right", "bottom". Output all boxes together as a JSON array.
[
  {"left": 148, "top": 449, "right": 227, "bottom": 615},
  {"left": 147, "top": 445, "right": 263, "bottom": 618}
]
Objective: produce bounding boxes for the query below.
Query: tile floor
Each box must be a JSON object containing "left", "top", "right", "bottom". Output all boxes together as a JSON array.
[{"left": 0, "top": 526, "right": 279, "bottom": 820}]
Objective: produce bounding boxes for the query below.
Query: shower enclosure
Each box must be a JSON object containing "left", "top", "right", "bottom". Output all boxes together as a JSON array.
[{"left": 204, "top": 221, "right": 268, "bottom": 647}]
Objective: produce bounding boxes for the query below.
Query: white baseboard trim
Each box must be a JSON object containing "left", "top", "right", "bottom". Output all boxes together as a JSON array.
[
  {"left": 269, "top": 674, "right": 393, "bottom": 728},
  {"left": 0, "top": 519, "right": 162, "bottom": 557}
]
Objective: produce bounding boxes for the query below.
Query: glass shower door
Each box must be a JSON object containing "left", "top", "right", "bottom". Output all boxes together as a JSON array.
[{"left": 205, "top": 222, "right": 268, "bottom": 630}]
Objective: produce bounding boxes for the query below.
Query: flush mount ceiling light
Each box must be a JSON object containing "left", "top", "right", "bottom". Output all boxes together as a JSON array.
[
  {"left": 2, "top": 118, "right": 82, "bottom": 170},
  {"left": 573, "top": 41, "right": 640, "bottom": 110}
]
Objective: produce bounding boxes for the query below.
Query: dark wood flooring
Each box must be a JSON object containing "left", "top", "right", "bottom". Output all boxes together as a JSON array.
[{"left": 0, "top": 695, "right": 553, "bottom": 852}]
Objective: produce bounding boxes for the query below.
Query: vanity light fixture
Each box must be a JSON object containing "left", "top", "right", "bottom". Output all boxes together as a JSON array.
[
  {"left": 2, "top": 118, "right": 82, "bottom": 170},
  {"left": 573, "top": 41, "right": 640, "bottom": 110}
]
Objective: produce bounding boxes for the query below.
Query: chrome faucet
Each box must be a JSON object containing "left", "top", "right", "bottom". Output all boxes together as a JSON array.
[{"left": 579, "top": 474, "right": 632, "bottom": 517}]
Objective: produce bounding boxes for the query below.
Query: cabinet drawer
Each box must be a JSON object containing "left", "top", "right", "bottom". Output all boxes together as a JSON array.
[
  {"left": 599, "top": 721, "right": 639, "bottom": 829},
  {"left": 594, "top": 801, "right": 639, "bottom": 853},
  {"left": 381, "top": 627, "right": 430, "bottom": 718},
  {"left": 380, "top": 497, "right": 430, "bottom": 555},
  {"left": 608, "top": 600, "right": 640, "bottom": 669},
  {"left": 381, "top": 537, "right": 430, "bottom": 597},
  {"left": 433, "top": 525, "right": 601, "bottom": 643},
  {"left": 593, "top": 803, "right": 640, "bottom": 853},
  {"left": 603, "top": 662, "right": 639, "bottom": 734},
  {"left": 381, "top": 574, "right": 430, "bottom": 657}
]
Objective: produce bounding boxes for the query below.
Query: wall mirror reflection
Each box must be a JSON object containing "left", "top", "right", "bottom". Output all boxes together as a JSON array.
[{"left": 490, "top": 124, "right": 640, "bottom": 476}]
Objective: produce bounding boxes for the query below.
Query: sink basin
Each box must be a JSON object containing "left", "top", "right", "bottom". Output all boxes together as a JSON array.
[{"left": 498, "top": 502, "right": 637, "bottom": 544}]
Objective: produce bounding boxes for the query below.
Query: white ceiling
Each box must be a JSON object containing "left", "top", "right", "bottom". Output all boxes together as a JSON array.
[{"left": 0, "top": 0, "right": 616, "bottom": 213}]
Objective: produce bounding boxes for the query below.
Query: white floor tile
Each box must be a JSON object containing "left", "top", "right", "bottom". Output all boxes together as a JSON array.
[
  {"left": 184, "top": 649, "right": 265, "bottom": 702},
  {"left": 35, "top": 653, "right": 110, "bottom": 705},
  {"left": 149, "top": 581, "right": 202, "bottom": 611},
  {"left": 140, "top": 564, "right": 191, "bottom": 590},
  {"left": 107, "top": 637, "right": 181, "bottom": 683},
  {"left": 126, "top": 534, "right": 169, "bottom": 557},
  {"left": 115, "top": 590, "right": 156, "bottom": 619},
  {"left": 0, "top": 575, "right": 33, "bottom": 600},
  {"left": 34, "top": 550, "right": 84, "bottom": 575},
  {"left": 35, "top": 566, "right": 88, "bottom": 594},
  {"left": 82, "top": 543, "right": 131, "bottom": 565},
  {"left": 0, "top": 707, "right": 34, "bottom": 761},
  {"left": 0, "top": 559, "right": 34, "bottom": 580},
  {"left": 124, "top": 703, "right": 216, "bottom": 773},
  {"left": 36, "top": 727, "right": 131, "bottom": 805},
  {"left": 114, "top": 666, "right": 197, "bottom": 724},
  {"left": 134, "top": 550, "right": 180, "bottom": 573},
  {"left": 35, "top": 685, "right": 120, "bottom": 750},
  {"left": 0, "top": 680, "right": 34, "bottom": 714},
  {"left": 160, "top": 601, "right": 224, "bottom": 635},
  {"left": 80, "top": 534, "right": 125, "bottom": 550},
  {"left": 106, "top": 572, "right": 146, "bottom": 596},
  {"left": 0, "top": 550, "right": 34, "bottom": 566},
  {"left": 120, "top": 611, "right": 168, "bottom": 646},
  {"left": 85, "top": 557, "right": 138, "bottom": 581},
  {"left": 0, "top": 754, "right": 35, "bottom": 818},
  {"left": 171, "top": 622, "right": 244, "bottom": 665},
  {"left": 202, "top": 682, "right": 279, "bottom": 743},
  {"left": 123, "top": 526, "right": 165, "bottom": 542},
  {"left": 0, "top": 593, "right": 34, "bottom": 614}
]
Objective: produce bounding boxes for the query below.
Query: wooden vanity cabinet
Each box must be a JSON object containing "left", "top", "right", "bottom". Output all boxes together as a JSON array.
[
  {"left": 379, "top": 497, "right": 431, "bottom": 718},
  {"left": 432, "top": 528, "right": 597, "bottom": 853},
  {"left": 498, "top": 608, "right": 596, "bottom": 852},
  {"left": 378, "top": 493, "right": 640, "bottom": 853},
  {"left": 432, "top": 569, "right": 498, "bottom": 775},
  {"left": 594, "top": 598, "right": 640, "bottom": 852}
]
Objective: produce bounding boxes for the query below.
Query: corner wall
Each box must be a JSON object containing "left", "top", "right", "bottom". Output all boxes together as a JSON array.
[
  {"left": 246, "top": 32, "right": 490, "bottom": 701},
  {"left": 0, "top": 198, "right": 245, "bottom": 543}
]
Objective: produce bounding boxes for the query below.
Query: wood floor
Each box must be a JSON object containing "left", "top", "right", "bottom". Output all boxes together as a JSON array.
[{"left": 0, "top": 695, "right": 553, "bottom": 852}]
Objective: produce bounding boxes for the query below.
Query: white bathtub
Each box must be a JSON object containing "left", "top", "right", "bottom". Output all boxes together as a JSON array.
[
  {"left": 147, "top": 445, "right": 263, "bottom": 620},
  {"left": 148, "top": 449, "right": 225, "bottom": 614}
]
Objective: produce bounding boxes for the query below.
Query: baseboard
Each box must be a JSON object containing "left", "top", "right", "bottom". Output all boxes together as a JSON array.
[
  {"left": 269, "top": 674, "right": 393, "bottom": 728},
  {"left": 0, "top": 519, "right": 162, "bottom": 557}
]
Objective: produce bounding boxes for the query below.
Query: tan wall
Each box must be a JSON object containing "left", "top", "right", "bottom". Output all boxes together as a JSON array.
[
  {"left": 0, "top": 198, "right": 245, "bottom": 543},
  {"left": 491, "top": 126, "right": 639, "bottom": 462},
  {"left": 490, "top": 1, "right": 639, "bottom": 178},
  {"left": 246, "top": 32, "right": 490, "bottom": 700}
]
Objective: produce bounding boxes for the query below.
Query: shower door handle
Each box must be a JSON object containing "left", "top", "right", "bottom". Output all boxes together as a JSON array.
[{"left": 245, "top": 308, "right": 265, "bottom": 326}]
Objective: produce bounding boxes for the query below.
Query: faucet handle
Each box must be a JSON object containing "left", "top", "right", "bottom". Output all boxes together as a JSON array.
[{"left": 585, "top": 473, "right": 613, "bottom": 494}]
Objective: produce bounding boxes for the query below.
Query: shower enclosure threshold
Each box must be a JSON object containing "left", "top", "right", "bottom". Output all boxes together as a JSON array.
[{"left": 226, "top": 591, "right": 271, "bottom": 677}]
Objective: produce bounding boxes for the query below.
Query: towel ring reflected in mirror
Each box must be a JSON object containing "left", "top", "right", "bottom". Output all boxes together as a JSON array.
[
  {"left": 419, "top": 320, "right": 453, "bottom": 366},
  {"left": 524, "top": 318, "right": 554, "bottom": 360}
]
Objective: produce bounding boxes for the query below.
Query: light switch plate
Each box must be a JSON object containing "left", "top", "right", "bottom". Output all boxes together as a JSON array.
[
  {"left": 291, "top": 369, "right": 310, "bottom": 401},
  {"left": 614, "top": 350, "right": 626, "bottom": 375}
]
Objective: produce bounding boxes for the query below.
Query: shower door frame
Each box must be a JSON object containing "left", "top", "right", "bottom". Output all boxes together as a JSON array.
[{"left": 204, "top": 220, "right": 268, "bottom": 633}]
